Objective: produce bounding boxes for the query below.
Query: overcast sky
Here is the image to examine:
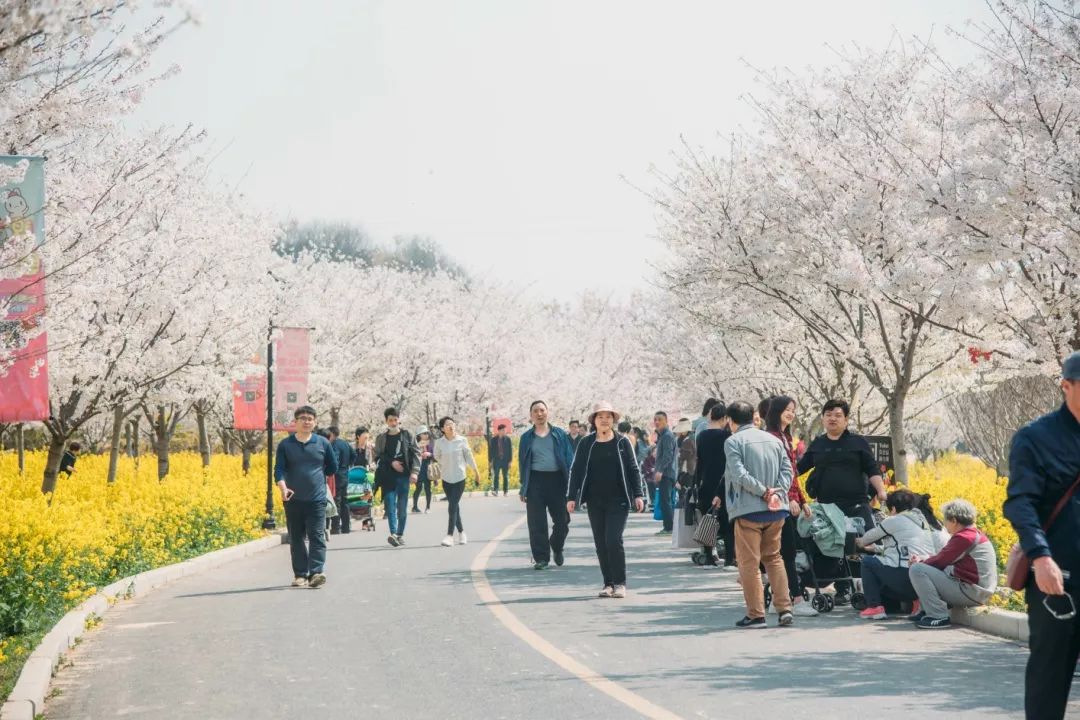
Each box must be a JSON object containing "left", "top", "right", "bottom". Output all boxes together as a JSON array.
[{"left": 130, "top": 0, "right": 990, "bottom": 298}]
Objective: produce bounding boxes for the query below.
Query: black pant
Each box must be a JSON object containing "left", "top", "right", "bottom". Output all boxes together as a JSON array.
[
  {"left": 413, "top": 476, "right": 432, "bottom": 510},
  {"left": 284, "top": 499, "right": 326, "bottom": 577},
  {"left": 659, "top": 476, "right": 675, "bottom": 532},
  {"left": 1025, "top": 585, "right": 1080, "bottom": 719},
  {"left": 780, "top": 515, "right": 801, "bottom": 599},
  {"left": 445, "top": 481, "right": 465, "bottom": 534},
  {"left": 330, "top": 481, "right": 351, "bottom": 533},
  {"left": 719, "top": 504, "right": 735, "bottom": 565},
  {"left": 525, "top": 470, "right": 570, "bottom": 563},
  {"left": 491, "top": 463, "right": 509, "bottom": 493},
  {"left": 587, "top": 498, "right": 629, "bottom": 586}
]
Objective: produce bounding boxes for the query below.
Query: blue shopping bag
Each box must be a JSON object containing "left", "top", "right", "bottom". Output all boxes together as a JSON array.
[{"left": 652, "top": 488, "right": 663, "bottom": 520}]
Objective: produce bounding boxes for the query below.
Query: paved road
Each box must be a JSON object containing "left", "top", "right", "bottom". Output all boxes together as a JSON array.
[{"left": 46, "top": 496, "right": 1063, "bottom": 719}]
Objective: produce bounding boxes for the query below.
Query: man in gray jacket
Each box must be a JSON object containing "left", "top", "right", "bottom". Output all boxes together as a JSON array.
[
  {"left": 725, "top": 400, "right": 794, "bottom": 628},
  {"left": 652, "top": 411, "right": 678, "bottom": 535}
]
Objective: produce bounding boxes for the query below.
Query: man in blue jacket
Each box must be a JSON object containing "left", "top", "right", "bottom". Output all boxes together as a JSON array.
[
  {"left": 1005, "top": 351, "right": 1080, "bottom": 720},
  {"left": 274, "top": 405, "right": 338, "bottom": 589},
  {"left": 518, "top": 400, "right": 575, "bottom": 570},
  {"left": 652, "top": 411, "right": 678, "bottom": 535}
]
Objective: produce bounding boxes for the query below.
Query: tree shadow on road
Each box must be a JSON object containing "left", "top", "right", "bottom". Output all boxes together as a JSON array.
[{"left": 175, "top": 585, "right": 292, "bottom": 598}]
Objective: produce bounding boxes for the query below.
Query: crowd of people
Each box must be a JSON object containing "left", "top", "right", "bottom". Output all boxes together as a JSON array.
[{"left": 270, "top": 349, "right": 1080, "bottom": 720}]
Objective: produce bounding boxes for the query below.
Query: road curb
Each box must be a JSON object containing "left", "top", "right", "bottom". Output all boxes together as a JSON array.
[
  {"left": 1, "top": 532, "right": 287, "bottom": 720},
  {"left": 951, "top": 606, "right": 1029, "bottom": 643}
]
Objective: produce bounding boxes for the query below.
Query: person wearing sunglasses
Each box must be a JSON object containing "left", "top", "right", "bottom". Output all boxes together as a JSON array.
[{"left": 1005, "top": 350, "right": 1080, "bottom": 720}]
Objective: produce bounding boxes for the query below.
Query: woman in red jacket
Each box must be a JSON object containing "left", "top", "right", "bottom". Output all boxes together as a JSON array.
[{"left": 766, "top": 395, "right": 816, "bottom": 617}]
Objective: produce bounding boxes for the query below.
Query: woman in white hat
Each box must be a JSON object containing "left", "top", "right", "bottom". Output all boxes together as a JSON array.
[{"left": 567, "top": 401, "right": 645, "bottom": 598}]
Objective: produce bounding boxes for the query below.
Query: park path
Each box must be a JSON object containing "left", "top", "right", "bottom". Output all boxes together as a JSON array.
[{"left": 45, "top": 496, "right": 1055, "bottom": 719}]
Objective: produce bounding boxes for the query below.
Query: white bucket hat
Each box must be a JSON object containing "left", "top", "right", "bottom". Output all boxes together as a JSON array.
[{"left": 588, "top": 401, "right": 621, "bottom": 426}]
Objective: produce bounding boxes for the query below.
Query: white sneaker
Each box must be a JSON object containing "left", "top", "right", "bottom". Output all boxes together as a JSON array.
[
  {"left": 458, "top": 531, "right": 468, "bottom": 545},
  {"left": 441, "top": 535, "right": 454, "bottom": 547},
  {"left": 793, "top": 602, "right": 819, "bottom": 617}
]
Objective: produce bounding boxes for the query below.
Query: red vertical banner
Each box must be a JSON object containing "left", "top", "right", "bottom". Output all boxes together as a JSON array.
[
  {"left": 272, "top": 327, "right": 310, "bottom": 431},
  {"left": 231, "top": 375, "right": 266, "bottom": 431},
  {"left": 0, "top": 156, "right": 48, "bottom": 422}
]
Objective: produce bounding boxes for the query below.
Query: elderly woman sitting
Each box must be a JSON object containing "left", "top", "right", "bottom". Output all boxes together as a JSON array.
[{"left": 908, "top": 498, "right": 998, "bottom": 629}]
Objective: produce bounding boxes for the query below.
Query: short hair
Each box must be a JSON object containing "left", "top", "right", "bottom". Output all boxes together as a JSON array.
[
  {"left": 617, "top": 420, "right": 632, "bottom": 433},
  {"left": 654, "top": 410, "right": 668, "bottom": 420},
  {"left": 765, "top": 395, "right": 796, "bottom": 434},
  {"left": 497, "top": 423, "right": 507, "bottom": 431},
  {"left": 437, "top": 416, "right": 453, "bottom": 430},
  {"left": 885, "top": 489, "right": 918, "bottom": 514},
  {"left": 941, "top": 499, "right": 977, "bottom": 526},
  {"left": 355, "top": 426, "right": 369, "bottom": 437},
  {"left": 569, "top": 420, "right": 580, "bottom": 428},
  {"left": 727, "top": 401, "right": 755, "bottom": 426},
  {"left": 702, "top": 398, "right": 720, "bottom": 416},
  {"left": 384, "top": 407, "right": 399, "bottom": 419},
  {"left": 69, "top": 441, "right": 82, "bottom": 452},
  {"left": 529, "top": 400, "right": 547, "bottom": 412},
  {"left": 709, "top": 403, "right": 727, "bottom": 421},
  {"left": 326, "top": 425, "right": 340, "bottom": 437},
  {"left": 821, "top": 399, "right": 850, "bottom": 417},
  {"left": 294, "top": 405, "right": 317, "bottom": 419},
  {"left": 316, "top": 428, "right": 331, "bottom": 438}
]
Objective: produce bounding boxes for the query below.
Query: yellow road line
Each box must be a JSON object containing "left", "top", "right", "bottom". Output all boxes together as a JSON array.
[{"left": 470, "top": 515, "right": 684, "bottom": 720}]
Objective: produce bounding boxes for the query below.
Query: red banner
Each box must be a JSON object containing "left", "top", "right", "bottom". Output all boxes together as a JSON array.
[
  {"left": 0, "top": 156, "right": 48, "bottom": 422},
  {"left": 231, "top": 328, "right": 310, "bottom": 432}
]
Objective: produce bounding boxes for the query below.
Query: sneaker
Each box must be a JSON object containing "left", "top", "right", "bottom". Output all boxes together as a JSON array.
[
  {"left": 859, "top": 605, "right": 887, "bottom": 620},
  {"left": 534, "top": 561, "right": 549, "bottom": 571},
  {"left": 308, "top": 573, "right": 326, "bottom": 589},
  {"left": 424, "top": 508, "right": 431, "bottom": 514},
  {"left": 291, "top": 577, "right": 308, "bottom": 587},
  {"left": 411, "top": 507, "right": 420, "bottom": 513},
  {"left": 387, "top": 535, "right": 400, "bottom": 547},
  {"left": 907, "top": 601, "right": 922, "bottom": 621},
  {"left": 598, "top": 585, "right": 614, "bottom": 598},
  {"left": 441, "top": 535, "right": 454, "bottom": 547},
  {"left": 655, "top": 530, "right": 672, "bottom": 536},
  {"left": 502, "top": 491, "right": 508, "bottom": 497},
  {"left": 722, "top": 564, "right": 738, "bottom": 573},
  {"left": 778, "top": 611, "right": 794, "bottom": 627},
  {"left": 917, "top": 616, "right": 951, "bottom": 629},
  {"left": 833, "top": 591, "right": 851, "bottom": 606},
  {"left": 611, "top": 585, "right": 626, "bottom": 598},
  {"left": 458, "top": 532, "right": 468, "bottom": 545},
  {"left": 792, "top": 602, "right": 818, "bottom": 617},
  {"left": 554, "top": 550, "right": 564, "bottom": 566},
  {"left": 735, "top": 616, "right": 767, "bottom": 629},
  {"left": 395, "top": 535, "right": 405, "bottom": 546}
]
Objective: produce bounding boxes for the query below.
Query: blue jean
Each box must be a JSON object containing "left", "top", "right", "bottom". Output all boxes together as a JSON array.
[
  {"left": 383, "top": 474, "right": 410, "bottom": 536},
  {"left": 659, "top": 476, "right": 675, "bottom": 532},
  {"left": 283, "top": 498, "right": 327, "bottom": 577}
]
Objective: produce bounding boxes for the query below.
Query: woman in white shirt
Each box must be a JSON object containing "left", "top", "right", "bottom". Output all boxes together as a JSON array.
[{"left": 434, "top": 416, "right": 481, "bottom": 547}]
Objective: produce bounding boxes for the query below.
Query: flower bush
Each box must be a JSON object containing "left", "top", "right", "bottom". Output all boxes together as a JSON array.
[{"left": 0, "top": 451, "right": 280, "bottom": 698}]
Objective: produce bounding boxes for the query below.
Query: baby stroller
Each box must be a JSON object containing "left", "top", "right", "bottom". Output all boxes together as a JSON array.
[{"left": 346, "top": 466, "right": 376, "bottom": 532}]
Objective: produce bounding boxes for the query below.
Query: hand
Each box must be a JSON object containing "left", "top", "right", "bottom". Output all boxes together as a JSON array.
[
  {"left": 409, "top": 474, "right": 418, "bottom": 484},
  {"left": 802, "top": 503, "right": 812, "bottom": 518},
  {"left": 392, "top": 460, "right": 405, "bottom": 473},
  {"left": 567, "top": 500, "right": 576, "bottom": 513},
  {"left": 1034, "top": 556, "right": 1067, "bottom": 596},
  {"left": 675, "top": 482, "right": 682, "bottom": 490},
  {"left": 711, "top": 496, "right": 721, "bottom": 508},
  {"left": 788, "top": 500, "right": 800, "bottom": 516},
  {"left": 653, "top": 471, "right": 662, "bottom": 483},
  {"left": 633, "top": 497, "right": 645, "bottom": 513},
  {"left": 909, "top": 554, "right": 922, "bottom": 565},
  {"left": 279, "top": 485, "right": 294, "bottom": 502},
  {"left": 520, "top": 495, "right": 527, "bottom": 504}
]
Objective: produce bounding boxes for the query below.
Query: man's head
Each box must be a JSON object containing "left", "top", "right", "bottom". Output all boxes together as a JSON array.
[
  {"left": 1063, "top": 351, "right": 1080, "bottom": 418},
  {"left": 653, "top": 411, "right": 668, "bottom": 431},
  {"left": 327, "top": 425, "right": 340, "bottom": 441},
  {"left": 617, "top": 420, "right": 632, "bottom": 435},
  {"left": 702, "top": 397, "right": 720, "bottom": 417},
  {"left": 709, "top": 403, "right": 727, "bottom": 424},
  {"left": 529, "top": 400, "right": 548, "bottom": 427},
  {"left": 355, "top": 426, "right": 369, "bottom": 445},
  {"left": 294, "top": 405, "right": 317, "bottom": 432},
  {"left": 568, "top": 419, "right": 581, "bottom": 437},
  {"left": 821, "top": 399, "right": 850, "bottom": 436},
  {"left": 384, "top": 407, "right": 400, "bottom": 430},
  {"left": 496, "top": 423, "right": 508, "bottom": 436},
  {"left": 727, "top": 401, "right": 755, "bottom": 429}
]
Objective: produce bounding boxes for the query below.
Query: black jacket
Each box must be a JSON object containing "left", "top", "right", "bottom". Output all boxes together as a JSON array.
[
  {"left": 567, "top": 433, "right": 643, "bottom": 505},
  {"left": 693, "top": 427, "right": 730, "bottom": 513}
]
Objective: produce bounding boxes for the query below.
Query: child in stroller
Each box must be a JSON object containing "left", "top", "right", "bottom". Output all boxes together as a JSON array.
[{"left": 346, "top": 466, "right": 376, "bottom": 531}]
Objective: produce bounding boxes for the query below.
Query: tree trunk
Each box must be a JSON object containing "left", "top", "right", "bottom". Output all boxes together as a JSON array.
[
  {"left": 242, "top": 444, "right": 252, "bottom": 474},
  {"left": 128, "top": 416, "right": 140, "bottom": 457},
  {"left": 195, "top": 401, "right": 211, "bottom": 467},
  {"left": 888, "top": 394, "right": 909, "bottom": 486},
  {"left": 329, "top": 407, "right": 341, "bottom": 430},
  {"left": 154, "top": 405, "right": 170, "bottom": 480},
  {"left": 107, "top": 405, "right": 125, "bottom": 484},
  {"left": 40, "top": 435, "right": 67, "bottom": 494},
  {"left": 16, "top": 423, "right": 25, "bottom": 475}
]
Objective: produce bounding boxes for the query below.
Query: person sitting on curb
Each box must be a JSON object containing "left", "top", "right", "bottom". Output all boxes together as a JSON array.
[
  {"left": 908, "top": 498, "right": 998, "bottom": 629},
  {"left": 855, "top": 489, "right": 939, "bottom": 620}
]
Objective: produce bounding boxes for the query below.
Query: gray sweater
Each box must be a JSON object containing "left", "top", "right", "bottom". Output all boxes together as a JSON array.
[{"left": 723, "top": 425, "right": 792, "bottom": 520}]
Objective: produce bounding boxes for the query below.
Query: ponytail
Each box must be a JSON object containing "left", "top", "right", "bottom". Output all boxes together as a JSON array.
[{"left": 914, "top": 492, "right": 943, "bottom": 531}]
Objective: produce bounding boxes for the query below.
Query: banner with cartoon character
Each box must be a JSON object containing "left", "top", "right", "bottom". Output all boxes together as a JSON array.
[
  {"left": 0, "top": 155, "right": 48, "bottom": 422},
  {"left": 232, "top": 328, "right": 310, "bottom": 432}
]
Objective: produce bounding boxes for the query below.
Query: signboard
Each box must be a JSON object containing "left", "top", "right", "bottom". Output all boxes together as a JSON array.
[
  {"left": 865, "top": 435, "right": 895, "bottom": 480},
  {"left": 231, "top": 328, "right": 311, "bottom": 431},
  {"left": 0, "top": 156, "right": 48, "bottom": 422}
]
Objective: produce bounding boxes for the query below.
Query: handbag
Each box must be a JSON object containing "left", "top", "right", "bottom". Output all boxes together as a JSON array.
[
  {"left": 693, "top": 508, "right": 720, "bottom": 546},
  {"left": 325, "top": 497, "right": 339, "bottom": 518},
  {"left": 427, "top": 459, "right": 442, "bottom": 483},
  {"left": 672, "top": 508, "right": 698, "bottom": 549},
  {"left": 1005, "top": 472, "right": 1080, "bottom": 591}
]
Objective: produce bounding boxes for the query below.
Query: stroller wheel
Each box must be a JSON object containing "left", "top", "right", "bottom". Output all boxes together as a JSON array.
[
  {"left": 691, "top": 551, "right": 705, "bottom": 566},
  {"left": 811, "top": 593, "right": 829, "bottom": 613},
  {"left": 824, "top": 594, "right": 836, "bottom": 612},
  {"left": 850, "top": 592, "right": 868, "bottom": 611}
]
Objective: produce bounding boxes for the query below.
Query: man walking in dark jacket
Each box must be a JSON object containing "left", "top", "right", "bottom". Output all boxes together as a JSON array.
[
  {"left": 1005, "top": 351, "right": 1080, "bottom": 720},
  {"left": 327, "top": 426, "right": 354, "bottom": 534},
  {"left": 652, "top": 411, "right": 678, "bottom": 535},
  {"left": 519, "top": 400, "right": 574, "bottom": 570},
  {"left": 488, "top": 423, "right": 513, "bottom": 497},
  {"left": 374, "top": 408, "right": 422, "bottom": 547},
  {"left": 274, "top": 405, "right": 338, "bottom": 588}
]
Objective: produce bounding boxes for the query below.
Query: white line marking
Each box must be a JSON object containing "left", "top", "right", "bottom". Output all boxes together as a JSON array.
[{"left": 471, "top": 515, "right": 684, "bottom": 720}]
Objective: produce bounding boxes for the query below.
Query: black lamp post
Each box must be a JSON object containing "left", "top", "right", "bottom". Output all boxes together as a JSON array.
[{"left": 262, "top": 320, "right": 276, "bottom": 530}]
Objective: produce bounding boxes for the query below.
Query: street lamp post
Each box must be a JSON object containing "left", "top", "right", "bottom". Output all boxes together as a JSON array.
[{"left": 262, "top": 320, "right": 276, "bottom": 530}]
